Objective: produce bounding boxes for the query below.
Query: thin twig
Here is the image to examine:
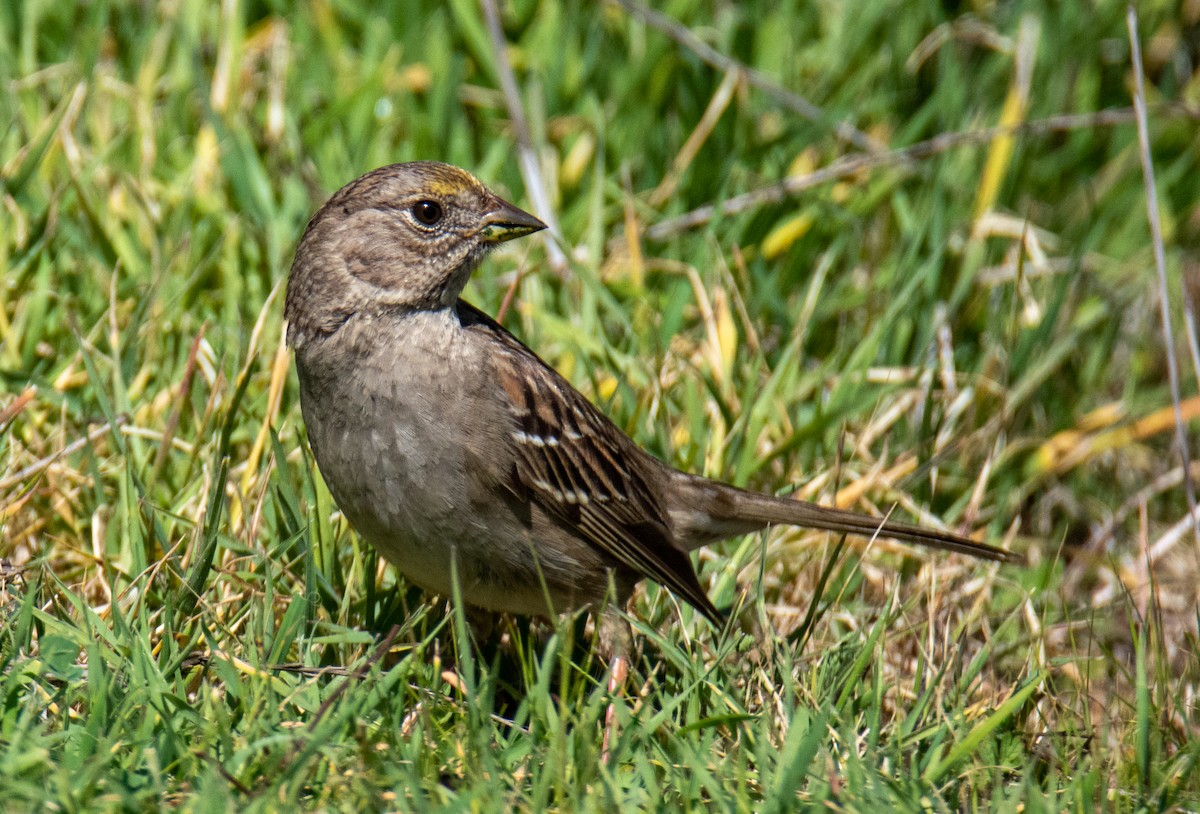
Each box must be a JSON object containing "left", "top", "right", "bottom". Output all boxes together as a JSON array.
[
  {"left": 494, "top": 263, "right": 530, "bottom": 324},
  {"left": 1126, "top": 6, "right": 1198, "bottom": 554},
  {"left": 270, "top": 659, "right": 531, "bottom": 734},
  {"left": 644, "top": 105, "right": 1198, "bottom": 240},
  {"left": 196, "top": 750, "right": 254, "bottom": 796},
  {"left": 1179, "top": 266, "right": 1200, "bottom": 394},
  {"left": 235, "top": 626, "right": 409, "bottom": 785},
  {"left": 0, "top": 417, "right": 126, "bottom": 493},
  {"left": 480, "top": 0, "right": 568, "bottom": 275},
  {"left": 614, "top": 0, "right": 883, "bottom": 153},
  {"left": 648, "top": 68, "right": 741, "bottom": 208},
  {"left": 307, "top": 623, "right": 403, "bottom": 731},
  {"left": 1084, "top": 462, "right": 1200, "bottom": 555}
]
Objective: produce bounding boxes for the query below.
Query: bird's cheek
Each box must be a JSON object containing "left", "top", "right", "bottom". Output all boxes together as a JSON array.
[{"left": 345, "top": 252, "right": 388, "bottom": 286}]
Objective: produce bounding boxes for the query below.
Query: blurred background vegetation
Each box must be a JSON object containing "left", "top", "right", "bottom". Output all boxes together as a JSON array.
[{"left": 2, "top": 0, "right": 1199, "bottom": 809}]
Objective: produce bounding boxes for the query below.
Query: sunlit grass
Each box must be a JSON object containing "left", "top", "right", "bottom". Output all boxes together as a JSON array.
[{"left": 2, "top": 0, "right": 1198, "bottom": 809}]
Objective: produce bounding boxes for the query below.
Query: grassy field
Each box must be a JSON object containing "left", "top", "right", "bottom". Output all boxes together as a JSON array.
[{"left": 2, "top": 0, "right": 1199, "bottom": 809}]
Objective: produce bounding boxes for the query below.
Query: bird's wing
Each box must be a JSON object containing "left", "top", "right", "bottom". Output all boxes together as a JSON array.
[{"left": 457, "top": 302, "right": 724, "bottom": 626}]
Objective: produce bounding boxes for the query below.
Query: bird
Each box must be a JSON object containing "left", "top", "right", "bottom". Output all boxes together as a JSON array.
[{"left": 284, "top": 160, "right": 1020, "bottom": 654}]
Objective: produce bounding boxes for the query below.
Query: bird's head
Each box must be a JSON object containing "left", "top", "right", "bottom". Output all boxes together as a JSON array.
[{"left": 285, "top": 161, "right": 545, "bottom": 344}]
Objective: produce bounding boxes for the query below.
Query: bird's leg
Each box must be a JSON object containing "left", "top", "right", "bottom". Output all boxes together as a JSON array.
[
  {"left": 598, "top": 600, "right": 632, "bottom": 764},
  {"left": 464, "top": 603, "right": 498, "bottom": 646},
  {"left": 434, "top": 600, "right": 502, "bottom": 698}
]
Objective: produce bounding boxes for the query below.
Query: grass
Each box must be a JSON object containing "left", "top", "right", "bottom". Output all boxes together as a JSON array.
[{"left": 2, "top": 0, "right": 1199, "bottom": 809}]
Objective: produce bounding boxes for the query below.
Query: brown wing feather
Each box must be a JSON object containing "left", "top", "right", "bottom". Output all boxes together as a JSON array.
[{"left": 457, "top": 301, "right": 724, "bottom": 626}]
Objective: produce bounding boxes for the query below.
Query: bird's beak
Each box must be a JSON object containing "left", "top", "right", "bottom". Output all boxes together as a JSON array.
[{"left": 480, "top": 196, "right": 547, "bottom": 243}]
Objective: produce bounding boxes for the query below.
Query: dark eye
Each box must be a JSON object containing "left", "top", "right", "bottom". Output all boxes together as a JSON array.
[{"left": 412, "top": 200, "right": 443, "bottom": 226}]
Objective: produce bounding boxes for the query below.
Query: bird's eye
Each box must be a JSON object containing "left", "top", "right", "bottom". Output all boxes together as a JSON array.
[{"left": 412, "top": 200, "right": 444, "bottom": 226}]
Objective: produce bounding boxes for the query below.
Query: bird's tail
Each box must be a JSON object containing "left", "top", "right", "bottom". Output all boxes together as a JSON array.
[{"left": 668, "top": 472, "right": 1023, "bottom": 565}]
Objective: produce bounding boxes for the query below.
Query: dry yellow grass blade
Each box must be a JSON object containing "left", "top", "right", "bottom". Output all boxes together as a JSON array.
[
  {"left": 713, "top": 287, "right": 737, "bottom": 386},
  {"left": 833, "top": 456, "right": 918, "bottom": 510},
  {"left": 560, "top": 131, "right": 595, "bottom": 190},
  {"left": 243, "top": 18, "right": 291, "bottom": 143},
  {"left": 236, "top": 324, "right": 291, "bottom": 527},
  {"left": 761, "top": 212, "right": 814, "bottom": 260},
  {"left": 595, "top": 372, "right": 618, "bottom": 402},
  {"left": 621, "top": 179, "right": 645, "bottom": 289},
  {"left": 1034, "top": 395, "right": 1200, "bottom": 475},
  {"left": 684, "top": 265, "right": 738, "bottom": 397},
  {"left": 210, "top": 0, "right": 243, "bottom": 114},
  {"left": 229, "top": 283, "right": 287, "bottom": 530},
  {"left": 649, "top": 68, "right": 740, "bottom": 208},
  {"left": 974, "top": 16, "right": 1040, "bottom": 219}
]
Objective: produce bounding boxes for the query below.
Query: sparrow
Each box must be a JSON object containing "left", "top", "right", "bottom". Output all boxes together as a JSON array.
[{"left": 284, "top": 161, "right": 1020, "bottom": 632}]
